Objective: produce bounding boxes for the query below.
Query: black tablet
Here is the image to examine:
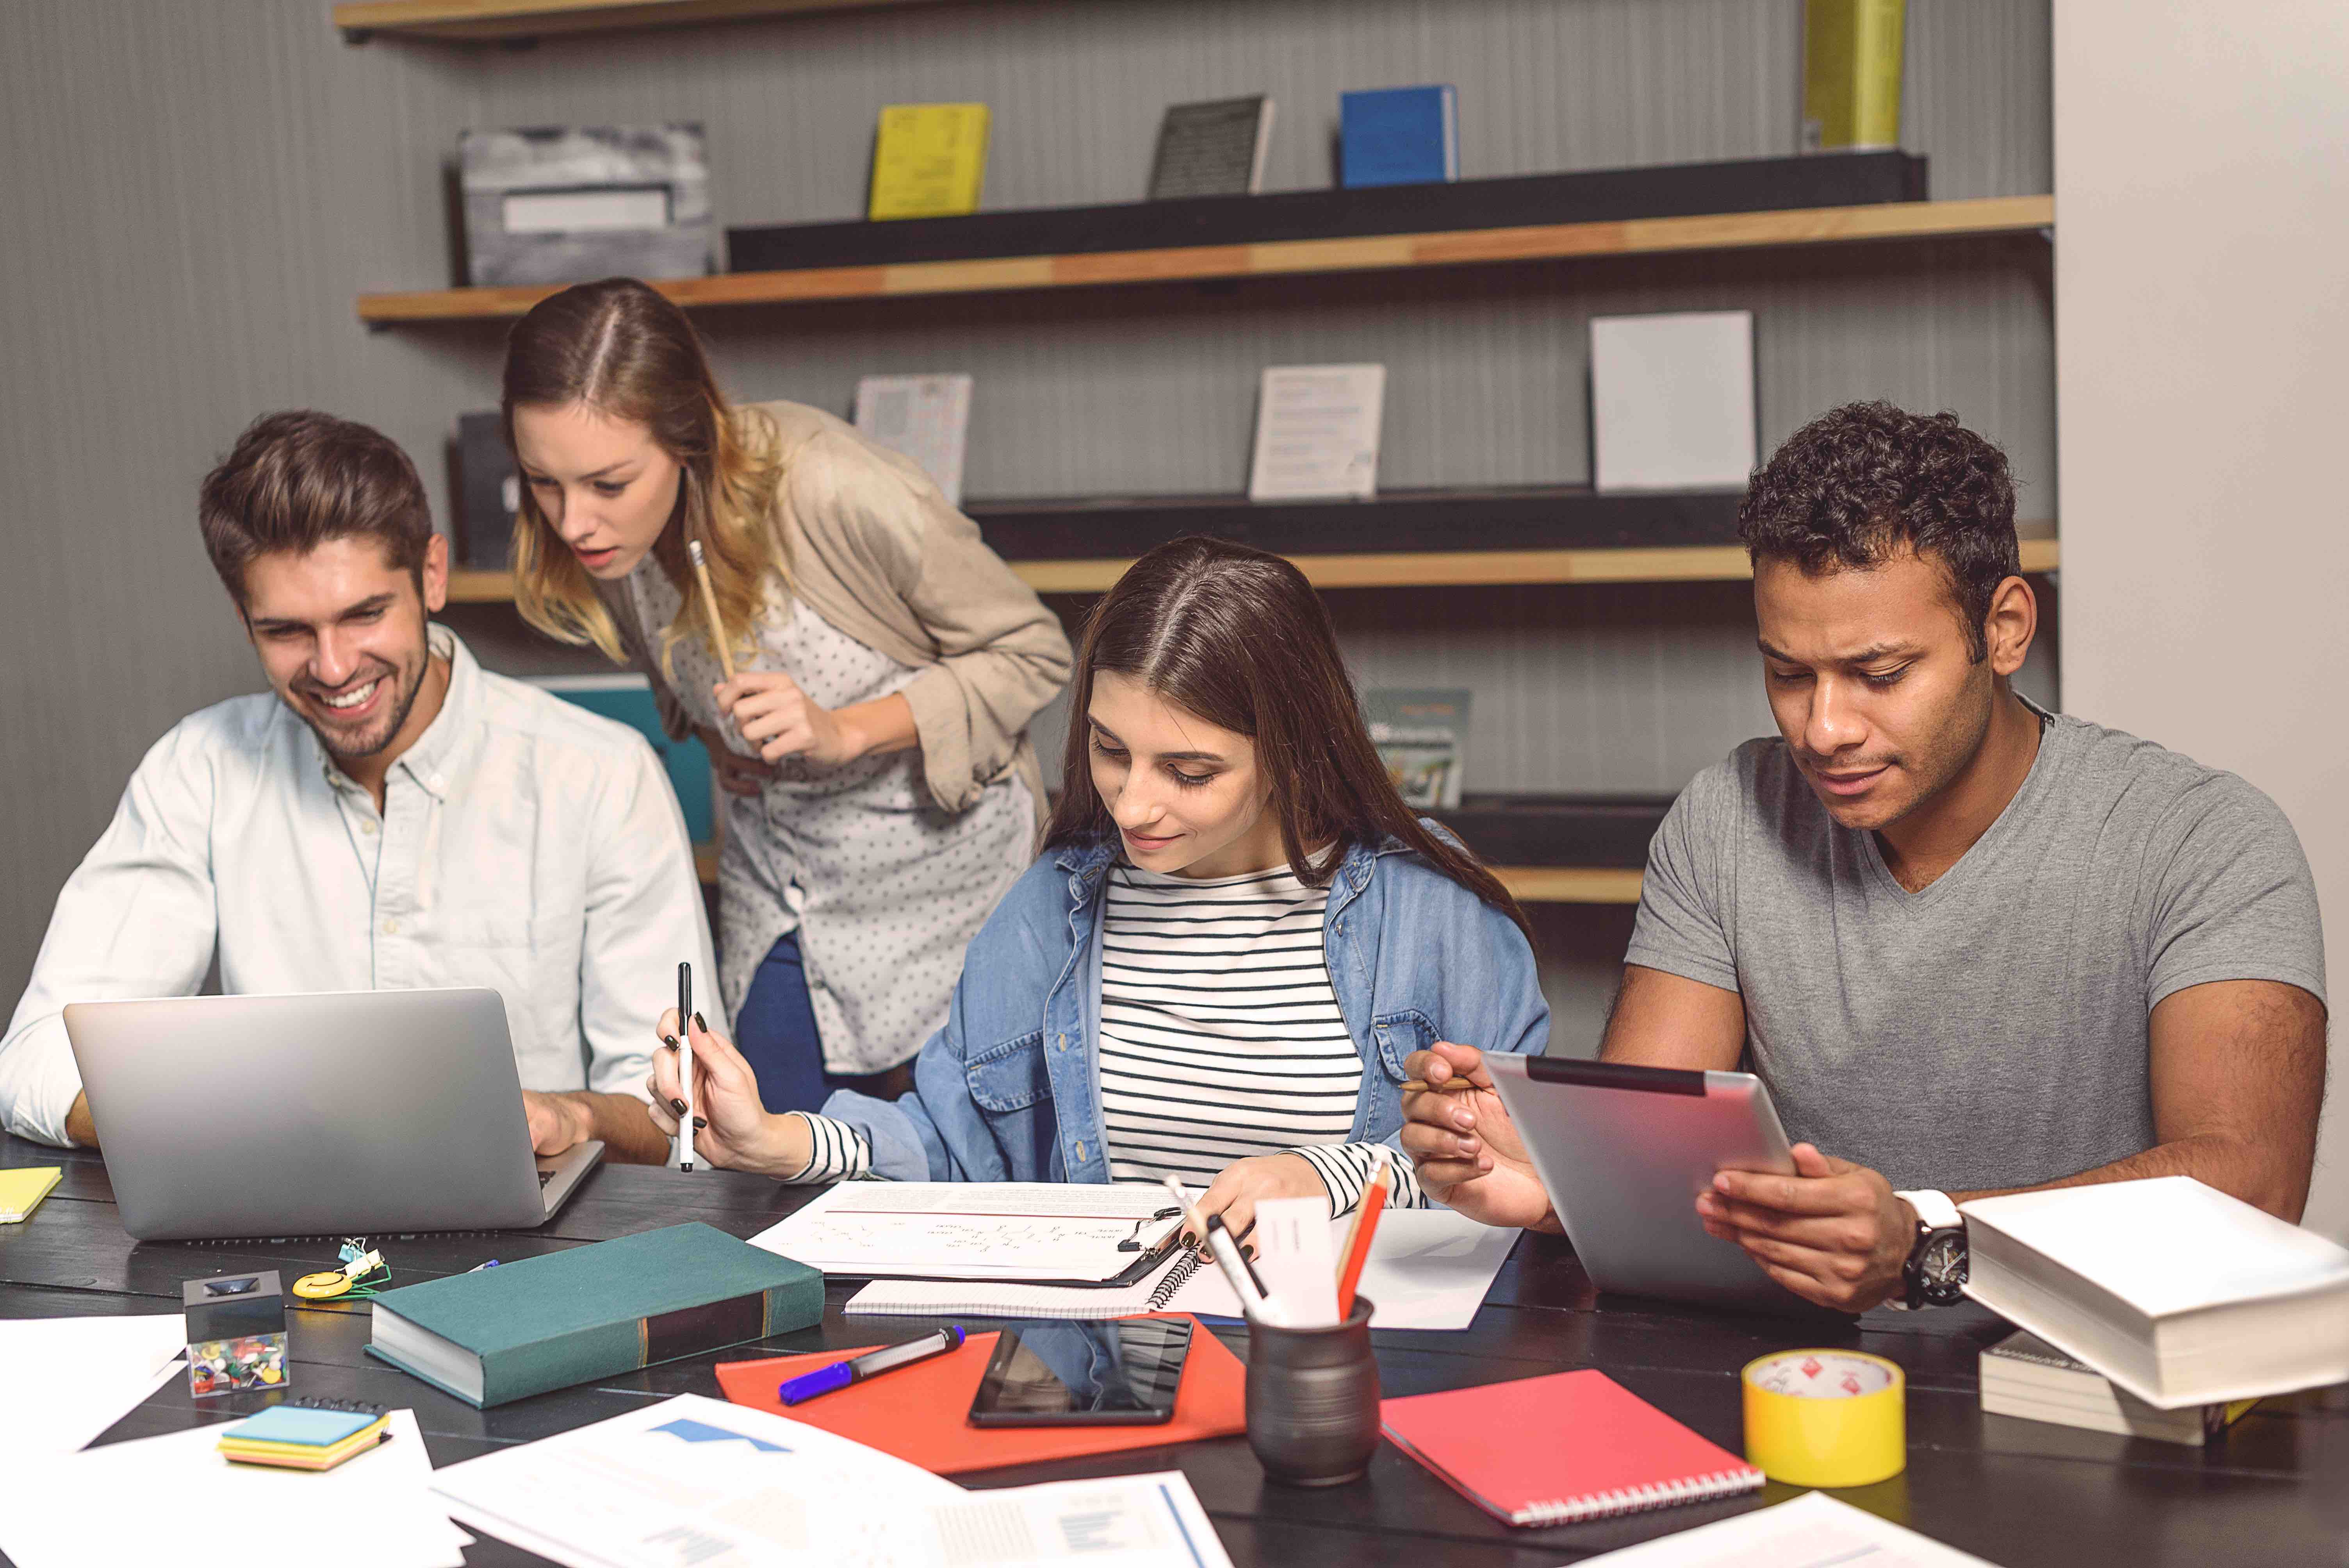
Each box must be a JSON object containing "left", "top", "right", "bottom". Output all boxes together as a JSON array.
[{"left": 967, "top": 1318, "right": 1194, "bottom": 1427}]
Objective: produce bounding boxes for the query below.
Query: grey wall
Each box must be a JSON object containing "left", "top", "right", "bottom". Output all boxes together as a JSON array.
[
  {"left": 0, "top": 0, "right": 2053, "bottom": 1027},
  {"left": 2055, "top": 0, "right": 2349, "bottom": 1237}
]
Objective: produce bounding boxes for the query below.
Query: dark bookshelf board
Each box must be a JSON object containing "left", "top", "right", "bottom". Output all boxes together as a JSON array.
[
  {"left": 969, "top": 488, "right": 1745, "bottom": 563},
  {"left": 1429, "top": 794, "right": 1674, "bottom": 870},
  {"left": 727, "top": 152, "right": 1928, "bottom": 273}
]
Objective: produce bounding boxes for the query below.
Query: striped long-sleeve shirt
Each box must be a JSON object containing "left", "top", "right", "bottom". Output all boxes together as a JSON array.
[{"left": 788, "top": 860, "right": 1422, "bottom": 1213}]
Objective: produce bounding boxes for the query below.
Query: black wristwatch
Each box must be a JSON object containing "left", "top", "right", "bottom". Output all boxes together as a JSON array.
[{"left": 1895, "top": 1188, "right": 1968, "bottom": 1309}]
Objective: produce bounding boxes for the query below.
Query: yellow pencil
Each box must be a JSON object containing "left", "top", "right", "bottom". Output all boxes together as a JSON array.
[{"left": 686, "top": 538, "right": 737, "bottom": 682}]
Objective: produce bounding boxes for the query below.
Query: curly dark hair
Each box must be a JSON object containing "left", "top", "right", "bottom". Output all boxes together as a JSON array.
[{"left": 1737, "top": 402, "right": 2019, "bottom": 660}]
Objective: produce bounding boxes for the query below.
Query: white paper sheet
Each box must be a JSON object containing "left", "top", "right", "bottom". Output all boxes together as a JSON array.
[
  {"left": 0, "top": 1313, "right": 191, "bottom": 1470},
  {"left": 1251, "top": 1196, "right": 1341, "bottom": 1326},
  {"left": 430, "top": 1392, "right": 965, "bottom": 1568},
  {"left": 929, "top": 1472, "right": 1235, "bottom": 1567},
  {"left": 752, "top": 1181, "right": 1179, "bottom": 1281},
  {"left": 847, "top": 1206, "right": 1519, "bottom": 1330},
  {"left": 1575, "top": 1492, "right": 2004, "bottom": 1567},
  {"left": 0, "top": 1409, "right": 469, "bottom": 1568},
  {"left": 1247, "top": 363, "right": 1386, "bottom": 500},
  {"left": 1168, "top": 1207, "right": 1518, "bottom": 1331},
  {"left": 853, "top": 373, "right": 973, "bottom": 505}
]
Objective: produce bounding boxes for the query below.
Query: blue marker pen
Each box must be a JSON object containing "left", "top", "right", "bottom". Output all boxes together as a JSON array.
[{"left": 779, "top": 1326, "right": 967, "bottom": 1405}]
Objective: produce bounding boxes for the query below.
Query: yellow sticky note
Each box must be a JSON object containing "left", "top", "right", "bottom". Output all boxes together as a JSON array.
[
  {"left": 0, "top": 1166, "right": 62, "bottom": 1223},
  {"left": 869, "top": 103, "right": 991, "bottom": 221}
]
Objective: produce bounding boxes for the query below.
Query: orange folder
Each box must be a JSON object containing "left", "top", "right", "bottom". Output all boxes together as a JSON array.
[{"left": 713, "top": 1317, "right": 1246, "bottom": 1475}]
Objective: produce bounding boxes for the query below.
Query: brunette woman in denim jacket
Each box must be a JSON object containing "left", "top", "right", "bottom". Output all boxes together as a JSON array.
[{"left": 653, "top": 536, "right": 1547, "bottom": 1235}]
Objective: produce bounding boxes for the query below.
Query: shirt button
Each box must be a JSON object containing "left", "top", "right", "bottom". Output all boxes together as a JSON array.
[
  {"left": 360, "top": 821, "right": 377, "bottom": 836},
  {"left": 1073, "top": 1141, "right": 1086, "bottom": 1162},
  {"left": 382, "top": 919, "right": 399, "bottom": 935},
  {"left": 429, "top": 774, "right": 444, "bottom": 789}
]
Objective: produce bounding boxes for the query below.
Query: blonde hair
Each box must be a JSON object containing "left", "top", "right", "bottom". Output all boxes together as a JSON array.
[{"left": 502, "top": 278, "right": 786, "bottom": 672}]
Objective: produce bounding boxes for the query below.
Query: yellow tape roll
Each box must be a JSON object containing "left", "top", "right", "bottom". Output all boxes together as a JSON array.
[{"left": 1742, "top": 1350, "right": 1905, "bottom": 1487}]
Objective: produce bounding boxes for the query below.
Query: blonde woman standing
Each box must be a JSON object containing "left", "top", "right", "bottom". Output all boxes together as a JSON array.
[{"left": 504, "top": 278, "right": 1069, "bottom": 1110}]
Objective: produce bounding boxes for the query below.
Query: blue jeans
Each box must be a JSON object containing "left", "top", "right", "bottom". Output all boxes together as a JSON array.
[{"left": 734, "top": 932, "right": 827, "bottom": 1114}]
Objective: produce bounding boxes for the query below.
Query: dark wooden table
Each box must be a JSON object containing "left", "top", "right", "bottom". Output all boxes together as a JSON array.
[{"left": 6, "top": 1133, "right": 2346, "bottom": 1566}]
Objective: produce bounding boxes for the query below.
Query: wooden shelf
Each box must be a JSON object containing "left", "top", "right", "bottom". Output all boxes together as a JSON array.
[
  {"left": 688, "top": 844, "right": 1641, "bottom": 903},
  {"left": 1495, "top": 867, "right": 1644, "bottom": 905},
  {"left": 335, "top": 0, "right": 951, "bottom": 42},
  {"left": 447, "top": 536, "right": 2057, "bottom": 601},
  {"left": 357, "top": 195, "right": 2052, "bottom": 324}
]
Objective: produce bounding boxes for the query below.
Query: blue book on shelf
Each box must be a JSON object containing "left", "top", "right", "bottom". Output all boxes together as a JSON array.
[
  {"left": 531, "top": 674, "right": 715, "bottom": 845},
  {"left": 1340, "top": 85, "right": 1458, "bottom": 189}
]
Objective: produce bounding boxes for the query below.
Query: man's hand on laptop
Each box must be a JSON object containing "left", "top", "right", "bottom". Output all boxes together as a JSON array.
[
  {"left": 1697, "top": 1144, "right": 1916, "bottom": 1312},
  {"left": 1398, "top": 1042, "right": 1563, "bottom": 1233},
  {"left": 522, "top": 1090, "right": 595, "bottom": 1156}
]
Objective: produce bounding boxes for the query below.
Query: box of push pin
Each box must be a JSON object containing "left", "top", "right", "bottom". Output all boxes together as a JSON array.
[{"left": 183, "top": 1270, "right": 288, "bottom": 1397}]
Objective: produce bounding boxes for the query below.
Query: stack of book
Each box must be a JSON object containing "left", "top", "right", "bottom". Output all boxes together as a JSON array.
[
  {"left": 1980, "top": 1331, "right": 2257, "bottom": 1446},
  {"left": 1960, "top": 1177, "right": 2349, "bottom": 1438}
]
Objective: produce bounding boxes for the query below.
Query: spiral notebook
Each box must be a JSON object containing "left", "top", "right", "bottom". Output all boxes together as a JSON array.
[
  {"left": 847, "top": 1249, "right": 1208, "bottom": 1319},
  {"left": 1381, "top": 1369, "right": 1763, "bottom": 1527}
]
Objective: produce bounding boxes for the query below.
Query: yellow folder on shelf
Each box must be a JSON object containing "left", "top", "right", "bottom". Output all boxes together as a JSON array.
[
  {"left": 0, "top": 1166, "right": 62, "bottom": 1223},
  {"left": 1802, "top": 0, "right": 1905, "bottom": 151},
  {"left": 869, "top": 103, "right": 991, "bottom": 221}
]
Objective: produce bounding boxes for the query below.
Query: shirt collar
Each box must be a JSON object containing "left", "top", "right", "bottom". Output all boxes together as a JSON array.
[{"left": 394, "top": 624, "right": 481, "bottom": 801}]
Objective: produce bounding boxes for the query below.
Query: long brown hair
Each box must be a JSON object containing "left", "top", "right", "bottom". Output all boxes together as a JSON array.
[
  {"left": 501, "top": 278, "right": 784, "bottom": 671},
  {"left": 1045, "top": 537, "right": 1531, "bottom": 940}
]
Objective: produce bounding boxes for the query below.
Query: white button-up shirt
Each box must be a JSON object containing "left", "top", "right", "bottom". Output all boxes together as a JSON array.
[{"left": 0, "top": 626, "right": 715, "bottom": 1146}]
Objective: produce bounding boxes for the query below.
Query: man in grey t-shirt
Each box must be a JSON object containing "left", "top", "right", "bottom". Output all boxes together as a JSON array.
[{"left": 1402, "top": 403, "right": 2328, "bottom": 1314}]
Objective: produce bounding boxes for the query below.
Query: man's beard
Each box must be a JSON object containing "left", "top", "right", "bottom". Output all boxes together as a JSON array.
[{"left": 299, "top": 654, "right": 427, "bottom": 761}]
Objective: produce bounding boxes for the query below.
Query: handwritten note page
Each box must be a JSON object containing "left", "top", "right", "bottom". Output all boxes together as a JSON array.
[{"left": 751, "top": 1183, "right": 1177, "bottom": 1281}]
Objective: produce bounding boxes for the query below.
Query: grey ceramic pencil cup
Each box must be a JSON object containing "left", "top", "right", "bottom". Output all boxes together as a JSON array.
[{"left": 1245, "top": 1295, "right": 1380, "bottom": 1486}]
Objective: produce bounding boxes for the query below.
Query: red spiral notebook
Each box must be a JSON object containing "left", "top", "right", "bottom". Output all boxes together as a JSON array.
[{"left": 1381, "top": 1369, "right": 1763, "bottom": 1527}]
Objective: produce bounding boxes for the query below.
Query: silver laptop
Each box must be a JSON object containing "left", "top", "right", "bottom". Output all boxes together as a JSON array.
[
  {"left": 1483, "top": 1053, "right": 1819, "bottom": 1314},
  {"left": 65, "top": 988, "right": 602, "bottom": 1241}
]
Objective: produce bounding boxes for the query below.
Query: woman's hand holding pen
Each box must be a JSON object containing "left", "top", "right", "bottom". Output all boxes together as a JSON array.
[
  {"left": 1398, "top": 1041, "right": 1564, "bottom": 1234},
  {"left": 647, "top": 1008, "right": 814, "bottom": 1178}
]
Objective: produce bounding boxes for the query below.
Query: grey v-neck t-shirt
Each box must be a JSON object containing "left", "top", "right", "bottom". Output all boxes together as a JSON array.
[{"left": 1624, "top": 702, "right": 2326, "bottom": 1192}]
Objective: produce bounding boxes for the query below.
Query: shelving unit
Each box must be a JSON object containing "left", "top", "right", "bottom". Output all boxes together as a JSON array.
[
  {"left": 448, "top": 537, "right": 2055, "bottom": 600},
  {"left": 357, "top": 195, "right": 2051, "bottom": 323},
  {"left": 334, "top": 0, "right": 958, "bottom": 44}
]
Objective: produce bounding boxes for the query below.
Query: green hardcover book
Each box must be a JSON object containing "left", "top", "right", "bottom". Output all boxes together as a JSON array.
[{"left": 364, "top": 1222, "right": 822, "bottom": 1408}]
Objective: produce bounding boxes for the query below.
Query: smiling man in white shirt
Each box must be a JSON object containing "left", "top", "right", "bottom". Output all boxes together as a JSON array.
[{"left": 0, "top": 410, "right": 713, "bottom": 1160}]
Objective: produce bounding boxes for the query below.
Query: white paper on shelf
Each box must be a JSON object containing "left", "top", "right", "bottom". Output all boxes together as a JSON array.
[
  {"left": 0, "top": 1409, "right": 469, "bottom": 1568},
  {"left": 925, "top": 1471, "right": 1235, "bottom": 1568},
  {"left": 1590, "top": 310, "right": 1757, "bottom": 491},
  {"left": 1247, "top": 363, "right": 1385, "bottom": 500},
  {"left": 0, "top": 1313, "right": 192, "bottom": 1470},
  {"left": 429, "top": 1392, "right": 964, "bottom": 1568},
  {"left": 750, "top": 1181, "right": 1178, "bottom": 1281},
  {"left": 1575, "top": 1491, "right": 2004, "bottom": 1567},
  {"left": 853, "top": 373, "right": 974, "bottom": 504}
]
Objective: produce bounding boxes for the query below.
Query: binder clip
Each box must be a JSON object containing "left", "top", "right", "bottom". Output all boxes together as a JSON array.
[{"left": 294, "top": 1238, "right": 391, "bottom": 1301}]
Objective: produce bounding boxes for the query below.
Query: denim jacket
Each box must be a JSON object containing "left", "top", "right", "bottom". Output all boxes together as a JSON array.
[{"left": 823, "top": 830, "right": 1550, "bottom": 1183}]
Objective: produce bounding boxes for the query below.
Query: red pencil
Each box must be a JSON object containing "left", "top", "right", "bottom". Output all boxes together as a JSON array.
[{"left": 1335, "top": 1153, "right": 1392, "bottom": 1317}]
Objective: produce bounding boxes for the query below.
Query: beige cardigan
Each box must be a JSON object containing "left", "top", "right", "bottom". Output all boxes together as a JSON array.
[{"left": 593, "top": 400, "right": 1071, "bottom": 822}]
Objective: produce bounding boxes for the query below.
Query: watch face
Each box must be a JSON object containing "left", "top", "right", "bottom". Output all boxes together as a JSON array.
[{"left": 1920, "top": 1231, "right": 1968, "bottom": 1299}]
